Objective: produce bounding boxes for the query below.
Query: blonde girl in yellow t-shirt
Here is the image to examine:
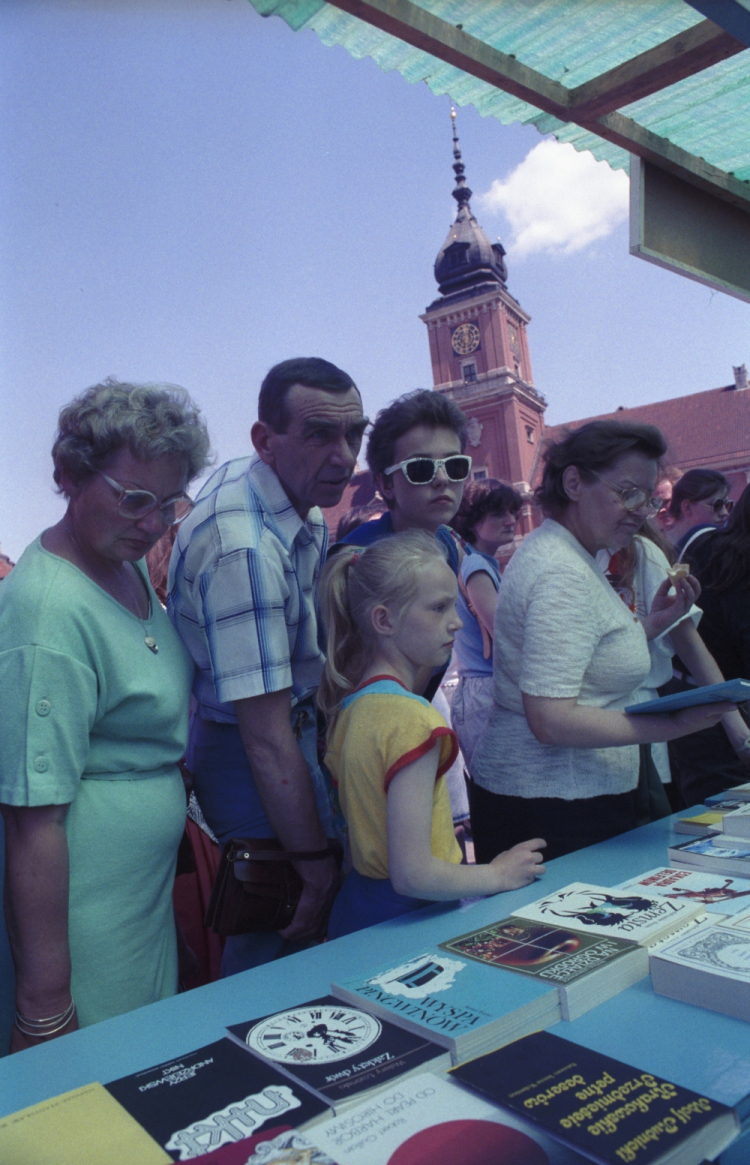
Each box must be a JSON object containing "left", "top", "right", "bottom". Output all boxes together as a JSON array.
[{"left": 319, "top": 530, "right": 546, "bottom": 938}]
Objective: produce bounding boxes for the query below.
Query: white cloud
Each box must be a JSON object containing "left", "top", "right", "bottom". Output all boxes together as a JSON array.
[{"left": 477, "top": 139, "right": 629, "bottom": 260}]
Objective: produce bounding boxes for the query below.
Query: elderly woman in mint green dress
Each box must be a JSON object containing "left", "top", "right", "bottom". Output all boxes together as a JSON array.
[{"left": 0, "top": 380, "right": 211, "bottom": 1052}]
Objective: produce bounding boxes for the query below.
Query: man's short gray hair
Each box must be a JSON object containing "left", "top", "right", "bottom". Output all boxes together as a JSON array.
[{"left": 52, "top": 378, "right": 213, "bottom": 490}]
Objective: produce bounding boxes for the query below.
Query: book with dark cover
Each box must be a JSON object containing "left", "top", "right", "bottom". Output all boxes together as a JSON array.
[
  {"left": 226, "top": 995, "right": 450, "bottom": 1112},
  {"left": 451, "top": 1031, "right": 738, "bottom": 1165},
  {"left": 105, "top": 1038, "right": 328, "bottom": 1161},
  {"left": 440, "top": 917, "right": 639, "bottom": 981},
  {"left": 439, "top": 917, "right": 647, "bottom": 1021}
]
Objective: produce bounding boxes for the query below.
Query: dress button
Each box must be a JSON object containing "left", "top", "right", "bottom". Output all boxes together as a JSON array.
[
  {"left": 33, "top": 757, "right": 49, "bottom": 773},
  {"left": 35, "top": 699, "right": 51, "bottom": 717}
]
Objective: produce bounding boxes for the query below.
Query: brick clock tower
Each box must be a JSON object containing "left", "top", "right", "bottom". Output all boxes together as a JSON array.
[{"left": 421, "top": 111, "right": 546, "bottom": 533}]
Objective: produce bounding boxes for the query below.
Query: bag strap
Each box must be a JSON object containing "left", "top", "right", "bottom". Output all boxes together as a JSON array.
[
  {"left": 457, "top": 570, "right": 493, "bottom": 661},
  {"left": 227, "top": 843, "right": 336, "bottom": 863}
]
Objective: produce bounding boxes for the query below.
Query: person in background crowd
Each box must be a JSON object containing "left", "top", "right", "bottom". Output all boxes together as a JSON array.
[
  {"left": 449, "top": 478, "right": 522, "bottom": 770},
  {"left": 0, "top": 380, "right": 211, "bottom": 1051},
  {"left": 667, "top": 468, "right": 732, "bottom": 557},
  {"left": 666, "top": 482, "right": 750, "bottom": 805},
  {"left": 168, "top": 358, "right": 367, "bottom": 974},
  {"left": 653, "top": 465, "right": 682, "bottom": 536},
  {"left": 597, "top": 520, "right": 746, "bottom": 816},
  {"left": 335, "top": 502, "right": 384, "bottom": 543},
  {"left": 469, "top": 421, "right": 735, "bottom": 862},
  {"left": 319, "top": 531, "right": 546, "bottom": 938}
]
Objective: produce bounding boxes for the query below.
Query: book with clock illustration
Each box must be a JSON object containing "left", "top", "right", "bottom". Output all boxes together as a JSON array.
[
  {"left": 331, "top": 948, "right": 560, "bottom": 1063},
  {"left": 104, "top": 1037, "right": 328, "bottom": 1161},
  {"left": 226, "top": 995, "right": 450, "bottom": 1114}
]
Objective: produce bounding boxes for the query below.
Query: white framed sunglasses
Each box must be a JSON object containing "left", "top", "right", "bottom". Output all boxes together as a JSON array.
[{"left": 383, "top": 455, "right": 472, "bottom": 485}]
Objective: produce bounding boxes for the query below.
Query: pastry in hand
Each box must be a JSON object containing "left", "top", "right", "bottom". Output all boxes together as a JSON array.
[{"left": 666, "top": 562, "right": 690, "bottom": 583}]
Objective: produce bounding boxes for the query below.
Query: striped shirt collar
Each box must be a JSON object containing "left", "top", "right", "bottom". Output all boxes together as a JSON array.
[{"left": 246, "top": 455, "right": 325, "bottom": 552}]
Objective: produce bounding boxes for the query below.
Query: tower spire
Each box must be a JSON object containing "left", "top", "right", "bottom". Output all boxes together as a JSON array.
[{"left": 450, "top": 106, "right": 472, "bottom": 211}]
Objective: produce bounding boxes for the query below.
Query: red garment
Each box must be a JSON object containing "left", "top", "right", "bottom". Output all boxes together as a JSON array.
[{"left": 173, "top": 819, "right": 224, "bottom": 988}]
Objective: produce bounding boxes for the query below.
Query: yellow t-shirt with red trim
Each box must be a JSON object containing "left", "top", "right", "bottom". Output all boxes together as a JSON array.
[{"left": 325, "top": 676, "right": 462, "bottom": 880}]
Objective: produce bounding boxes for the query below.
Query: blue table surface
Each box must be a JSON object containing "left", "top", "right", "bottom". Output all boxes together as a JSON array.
[{"left": 2, "top": 814, "right": 750, "bottom": 1162}]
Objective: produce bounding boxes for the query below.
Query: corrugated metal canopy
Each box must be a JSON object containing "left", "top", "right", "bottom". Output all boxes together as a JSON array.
[{"left": 247, "top": 0, "right": 750, "bottom": 202}]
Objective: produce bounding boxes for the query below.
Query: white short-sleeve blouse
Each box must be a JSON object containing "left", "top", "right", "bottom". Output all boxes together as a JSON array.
[{"left": 472, "top": 520, "right": 652, "bottom": 800}]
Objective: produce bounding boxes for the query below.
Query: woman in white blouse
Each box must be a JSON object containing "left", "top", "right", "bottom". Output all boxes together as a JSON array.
[{"left": 470, "top": 421, "right": 735, "bottom": 862}]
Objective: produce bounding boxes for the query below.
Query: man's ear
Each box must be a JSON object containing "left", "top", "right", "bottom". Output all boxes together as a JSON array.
[
  {"left": 561, "top": 465, "right": 583, "bottom": 503},
  {"left": 251, "top": 420, "right": 276, "bottom": 467},
  {"left": 377, "top": 471, "right": 394, "bottom": 505},
  {"left": 371, "top": 602, "right": 396, "bottom": 637}
]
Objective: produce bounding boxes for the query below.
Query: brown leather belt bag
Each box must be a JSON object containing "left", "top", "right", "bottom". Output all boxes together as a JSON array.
[{"left": 205, "top": 837, "right": 343, "bottom": 935}]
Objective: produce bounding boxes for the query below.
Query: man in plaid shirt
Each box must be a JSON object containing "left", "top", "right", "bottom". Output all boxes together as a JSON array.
[{"left": 169, "top": 358, "right": 367, "bottom": 971}]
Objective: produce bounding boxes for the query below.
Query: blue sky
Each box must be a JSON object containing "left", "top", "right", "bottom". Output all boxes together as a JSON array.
[{"left": 1, "top": 0, "right": 747, "bottom": 560}]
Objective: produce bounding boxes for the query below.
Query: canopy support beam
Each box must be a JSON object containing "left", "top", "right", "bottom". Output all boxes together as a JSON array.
[{"left": 327, "top": 0, "right": 750, "bottom": 207}]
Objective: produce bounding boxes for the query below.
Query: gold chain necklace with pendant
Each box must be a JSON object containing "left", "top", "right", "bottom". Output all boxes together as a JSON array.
[{"left": 63, "top": 522, "right": 159, "bottom": 654}]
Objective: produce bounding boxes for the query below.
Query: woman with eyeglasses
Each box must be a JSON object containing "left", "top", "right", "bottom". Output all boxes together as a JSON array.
[
  {"left": 469, "top": 421, "right": 735, "bottom": 863},
  {"left": 666, "top": 468, "right": 733, "bottom": 558},
  {"left": 0, "top": 380, "right": 211, "bottom": 1051}
]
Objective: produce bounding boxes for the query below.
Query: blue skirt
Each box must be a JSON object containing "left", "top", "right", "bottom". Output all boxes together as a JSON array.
[{"left": 328, "top": 868, "right": 431, "bottom": 939}]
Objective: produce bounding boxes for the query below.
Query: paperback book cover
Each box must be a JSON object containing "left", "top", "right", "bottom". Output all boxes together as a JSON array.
[
  {"left": 438, "top": 917, "right": 647, "bottom": 1020},
  {"left": 673, "top": 811, "right": 725, "bottom": 837},
  {"left": 227, "top": 995, "right": 450, "bottom": 1112},
  {"left": 440, "top": 917, "right": 639, "bottom": 982},
  {"left": 306, "top": 1071, "right": 586, "bottom": 1164},
  {"left": 625, "top": 677, "right": 750, "bottom": 714},
  {"left": 717, "top": 803, "right": 750, "bottom": 836},
  {"left": 669, "top": 835, "right": 750, "bottom": 879},
  {"left": 105, "top": 1038, "right": 328, "bottom": 1161},
  {"left": 706, "top": 784, "right": 750, "bottom": 804},
  {"left": 0, "top": 1083, "right": 171, "bottom": 1165},
  {"left": 331, "top": 948, "right": 560, "bottom": 1062},
  {"left": 451, "top": 1030, "right": 738, "bottom": 1165},
  {"left": 615, "top": 866, "right": 750, "bottom": 917},
  {"left": 512, "top": 882, "right": 703, "bottom": 945},
  {"left": 650, "top": 922, "right": 750, "bottom": 1023}
]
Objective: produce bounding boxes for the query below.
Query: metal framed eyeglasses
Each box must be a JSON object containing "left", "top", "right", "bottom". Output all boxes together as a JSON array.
[
  {"left": 704, "top": 497, "right": 733, "bottom": 515},
  {"left": 590, "top": 471, "right": 666, "bottom": 514},
  {"left": 98, "top": 472, "right": 194, "bottom": 525},
  {"left": 383, "top": 455, "right": 472, "bottom": 485}
]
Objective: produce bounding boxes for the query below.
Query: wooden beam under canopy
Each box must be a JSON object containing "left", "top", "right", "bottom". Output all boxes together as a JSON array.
[
  {"left": 326, "top": 0, "right": 750, "bottom": 207},
  {"left": 568, "top": 19, "right": 744, "bottom": 119}
]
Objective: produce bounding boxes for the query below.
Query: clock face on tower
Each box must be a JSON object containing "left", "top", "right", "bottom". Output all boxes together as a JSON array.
[
  {"left": 451, "top": 321, "right": 480, "bottom": 356},
  {"left": 246, "top": 1005, "right": 382, "bottom": 1064},
  {"left": 508, "top": 325, "right": 520, "bottom": 356}
]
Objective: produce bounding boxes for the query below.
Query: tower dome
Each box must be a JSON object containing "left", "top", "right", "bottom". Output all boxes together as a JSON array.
[{"left": 433, "top": 108, "right": 507, "bottom": 301}]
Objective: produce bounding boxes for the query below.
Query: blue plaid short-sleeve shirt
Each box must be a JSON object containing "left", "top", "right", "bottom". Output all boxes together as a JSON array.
[{"left": 168, "top": 454, "right": 328, "bottom": 723}]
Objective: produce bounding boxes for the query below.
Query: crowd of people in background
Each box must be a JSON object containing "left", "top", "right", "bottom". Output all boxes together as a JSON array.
[{"left": 1, "top": 358, "right": 748, "bottom": 1053}]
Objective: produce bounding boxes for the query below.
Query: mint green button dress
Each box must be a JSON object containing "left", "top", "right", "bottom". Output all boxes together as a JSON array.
[{"left": 0, "top": 539, "right": 194, "bottom": 1027}]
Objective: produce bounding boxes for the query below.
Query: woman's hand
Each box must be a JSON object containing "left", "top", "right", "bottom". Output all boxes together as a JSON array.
[
  {"left": 1, "top": 803, "right": 75, "bottom": 1054},
  {"left": 488, "top": 839, "right": 547, "bottom": 890},
  {"left": 671, "top": 700, "right": 738, "bottom": 737},
  {"left": 641, "top": 574, "right": 700, "bottom": 640}
]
